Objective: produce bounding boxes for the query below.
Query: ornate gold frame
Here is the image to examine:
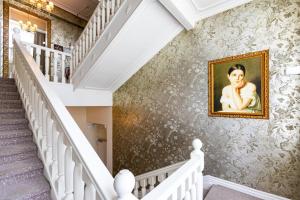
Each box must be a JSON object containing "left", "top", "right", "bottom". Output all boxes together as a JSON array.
[
  {"left": 2, "top": 1, "right": 51, "bottom": 78},
  {"left": 208, "top": 50, "right": 269, "bottom": 119}
]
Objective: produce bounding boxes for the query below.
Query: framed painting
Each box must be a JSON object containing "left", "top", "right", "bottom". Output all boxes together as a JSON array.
[{"left": 208, "top": 50, "right": 269, "bottom": 119}]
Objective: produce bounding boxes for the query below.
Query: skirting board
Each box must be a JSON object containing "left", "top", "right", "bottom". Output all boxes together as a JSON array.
[{"left": 203, "top": 175, "right": 290, "bottom": 200}]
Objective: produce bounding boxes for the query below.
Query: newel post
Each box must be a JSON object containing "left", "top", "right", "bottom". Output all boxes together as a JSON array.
[
  {"left": 190, "top": 139, "right": 204, "bottom": 200},
  {"left": 114, "top": 169, "right": 138, "bottom": 200}
]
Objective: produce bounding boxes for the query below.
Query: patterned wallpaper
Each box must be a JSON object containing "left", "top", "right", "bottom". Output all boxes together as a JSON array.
[{"left": 113, "top": 0, "right": 300, "bottom": 199}]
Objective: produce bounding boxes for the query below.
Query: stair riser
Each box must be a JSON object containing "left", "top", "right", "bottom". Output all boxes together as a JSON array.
[
  {"left": 0, "top": 113, "right": 25, "bottom": 119},
  {"left": 0, "top": 169, "right": 43, "bottom": 186},
  {"left": 0, "top": 136, "right": 33, "bottom": 146},
  {"left": 0, "top": 151, "right": 36, "bottom": 165},
  {"left": 0, "top": 123, "right": 28, "bottom": 131},
  {"left": 0, "top": 79, "right": 15, "bottom": 84}
]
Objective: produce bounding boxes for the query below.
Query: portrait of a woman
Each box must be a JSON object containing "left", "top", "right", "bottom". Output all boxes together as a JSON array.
[{"left": 220, "top": 64, "right": 261, "bottom": 113}]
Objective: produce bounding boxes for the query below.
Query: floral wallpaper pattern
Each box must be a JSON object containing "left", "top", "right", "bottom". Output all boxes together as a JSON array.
[{"left": 113, "top": 0, "right": 300, "bottom": 199}]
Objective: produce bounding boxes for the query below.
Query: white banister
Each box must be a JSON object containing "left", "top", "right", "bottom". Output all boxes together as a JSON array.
[
  {"left": 13, "top": 38, "right": 117, "bottom": 200},
  {"left": 141, "top": 139, "right": 204, "bottom": 200},
  {"left": 20, "top": 41, "right": 72, "bottom": 84},
  {"left": 71, "top": 0, "right": 125, "bottom": 76}
]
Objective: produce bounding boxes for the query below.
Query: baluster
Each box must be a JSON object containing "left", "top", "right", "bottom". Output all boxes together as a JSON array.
[
  {"left": 36, "top": 47, "right": 41, "bottom": 69},
  {"left": 50, "top": 121, "right": 58, "bottom": 182},
  {"left": 93, "top": 17, "right": 97, "bottom": 43},
  {"left": 184, "top": 176, "right": 192, "bottom": 200},
  {"left": 97, "top": 6, "right": 101, "bottom": 37},
  {"left": 89, "top": 24, "right": 93, "bottom": 48},
  {"left": 46, "top": 112, "right": 53, "bottom": 166},
  {"left": 79, "top": 40, "right": 82, "bottom": 64},
  {"left": 149, "top": 176, "right": 156, "bottom": 191},
  {"left": 74, "top": 45, "right": 78, "bottom": 68},
  {"left": 101, "top": 1, "right": 105, "bottom": 29},
  {"left": 171, "top": 189, "right": 178, "bottom": 200},
  {"left": 41, "top": 104, "right": 48, "bottom": 153},
  {"left": 106, "top": 0, "right": 110, "bottom": 23},
  {"left": 73, "top": 162, "right": 84, "bottom": 200},
  {"left": 53, "top": 51, "right": 58, "bottom": 82},
  {"left": 111, "top": 0, "right": 115, "bottom": 15},
  {"left": 158, "top": 173, "right": 166, "bottom": 183},
  {"left": 64, "top": 146, "right": 75, "bottom": 200},
  {"left": 140, "top": 179, "right": 147, "bottom": 197},
  {"left": 85, "top": 31, "right": 89, "bottom": 53},
  {"left": 62, "top": 54, "right": 66, "bottom": 83},
  {"left": 133, "top": 181, "right": 139, "bottom": 198},
  {"left": 82, "top": 37, "right": 85, "bottom": 58},
  {"left": 45, "top": 50, "right": 50, "bottom": 80},
  {"left": 37, "top": 96, "right": 43, "bottom": 143},
  {"left": 117, "top": 0, "right": 121, "bottom": 9},
  {"left": 84, "top": 183, "right": 96, "bottom": 200},
  {"left": 56, "top": 133, "right": 66, "bottom": 198}
]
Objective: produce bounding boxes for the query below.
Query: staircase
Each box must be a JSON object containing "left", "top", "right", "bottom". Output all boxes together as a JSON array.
[{"left": 0, "top": 78, "right": 51, "bottom": 200}]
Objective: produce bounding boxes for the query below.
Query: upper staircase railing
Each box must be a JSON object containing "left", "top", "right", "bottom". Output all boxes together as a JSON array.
[
  {"left": 13, "top": 37, "right": 118, "bottom": 200},
  {"left": 22, "top": 41, "right": 72, "bottom": 84},
  {"left": 71, "top": 0, "right": 124, "bottom": 75}
]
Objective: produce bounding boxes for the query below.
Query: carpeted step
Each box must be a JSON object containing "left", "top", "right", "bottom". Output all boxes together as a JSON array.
[
  {"left": 0, "top": 142, "right": 37, "bottom": 164},
  {"left": 0, "top": 129, "right": 32, "bottom": 139},
  {"left": 0, "top": 118, "right": 29, "bottom": 131},
  {"left": 0, "top": 78, "right": 15, "bottom": 84},
  {"left": 0, "top": 135, "right": 33, "bottom": 146},
  {"left": 204, "top": 185, "right": 262, "bottom": 200},
  {"left": 0, "top": 157, "right": 43, "bottom": 186},
  {"left": 0, "top": 99, "right": 23, "bottom": 109},
  {"left": 0, "top": 176, "right": 51, "bottom": 200},
  {"left": 0, "top": 91, "right": 20, "bottom": 100},
  {"left": 0, "top": 84, "right": 18, "bottom": 92},
  {"left": 0, "top": 108, "right": 25, "bottom": 119}
]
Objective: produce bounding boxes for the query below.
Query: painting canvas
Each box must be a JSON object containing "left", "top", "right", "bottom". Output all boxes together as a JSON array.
[{"left": 208, "top": 50, "right": 269, "bottom": 119}]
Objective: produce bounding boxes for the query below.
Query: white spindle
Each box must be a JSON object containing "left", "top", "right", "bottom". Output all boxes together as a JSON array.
[
  {"left": 140, "top": 179, "right": 147, "bottom": 197},
  {"left": 45, "top": 50, "right": 50, "bottom": 80},
  {"left": 41, "top": 104, "right": 48, "bottom": 152},
  {"left": 97, "top": 6, "right": 101, "bottom": 37},
  {"left": 101, "top": 1, "right": 105, "bottom": 29},
  {"left": 133, "top": 181, "right": 139, "bottom": 197},
  {"left": 93, "top": 17, "right": 97, "bottom": 43},
  {"left": 111, "top": 0, "right": 115, "bottom": 15},
  {"left": 64, "top": 146, "right": 75, "bottom": 200},
  {"left": 84, "top": 183, "right": 96, "bottom": 200},
  {"left": 73, "top": 162, "right": 84, "bottom": 200},
  {"left": 53, "top": 52, "right": 58, "bottom": 82},
  {"left": 149, "top": 177, "right": 156, "bottom": 191},
  {"left": 46, "top": 112, "right": 53, "bottom": 165},
  {"left": 50, "top": 121, "right": 58, "bottom": 181},
  {"left": 57, "top": 133, "right": 66, "bottom": 198},
  {"left": 62, "top": 54, "right": 66, "bottom": 83},
  {"left": 106, "top": 0, "right": 110, "bottom": 23},
  {"left": 36, "top": 47, "right": 41, "bottom": 67},
  {"left": 117, "top": 0, "right": 121, "bottom": 9}
]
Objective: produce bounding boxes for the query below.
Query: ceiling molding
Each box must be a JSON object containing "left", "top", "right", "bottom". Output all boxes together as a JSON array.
[{"left": 158, "top": 0, "right": 253, "bottom": 30}]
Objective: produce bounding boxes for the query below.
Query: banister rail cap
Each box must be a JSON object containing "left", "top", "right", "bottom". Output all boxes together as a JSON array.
[{"left": 114, "top": 169, "right": 137, "bottom": 199}]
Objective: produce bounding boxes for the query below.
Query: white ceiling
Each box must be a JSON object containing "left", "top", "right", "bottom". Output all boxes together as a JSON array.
[{"left": 50, "top": 0, "right": 99, "bottom": 20}]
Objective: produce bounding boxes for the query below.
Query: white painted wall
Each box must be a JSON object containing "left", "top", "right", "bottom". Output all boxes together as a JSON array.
[{"left": 49, "top": 82, "right": 112, "bottom": 106}]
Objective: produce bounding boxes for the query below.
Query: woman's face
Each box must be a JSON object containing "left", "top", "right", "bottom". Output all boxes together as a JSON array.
[{"left": 227, "top": 69, "right": 245, "bottom": 85}]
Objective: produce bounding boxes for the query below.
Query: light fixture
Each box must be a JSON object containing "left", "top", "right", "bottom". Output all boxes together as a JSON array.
[
  {"left": 19, "top": 13, "right": 38, "bottom": 32},
  {"left": 28, "top": 0, "right": 54, "bottom": 13},
  {"left": 19, "top": 20, "right": 38, "bottom": 32}
]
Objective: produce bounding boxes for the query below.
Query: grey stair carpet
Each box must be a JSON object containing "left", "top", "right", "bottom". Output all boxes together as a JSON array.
[
  {"left": 204, "top": 185, "right": 262, "bottom": 200},
  {"left": 0, "top": 78, "right": 51, "bottom": 200}
]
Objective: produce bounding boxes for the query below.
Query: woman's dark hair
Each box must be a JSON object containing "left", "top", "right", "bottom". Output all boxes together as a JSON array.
[{"left": 227, "top": 64, "right": 246, "bottom": 75}]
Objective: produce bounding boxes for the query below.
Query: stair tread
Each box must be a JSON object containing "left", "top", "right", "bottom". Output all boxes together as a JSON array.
[
  {"left": 0, "top": 142, "right": 37, "bottom": 157},
  {"left": 0, "top": 99, "right": 22, "bottom": 103},
  {"left": 0, "top": 157, "right": 43, "bottom": 180},
  {"left": 0, "top": 118, "right": 28, "bottom": 125},
  {"left": 0, "top": 129, "right": 32, "bottom": 139},
  {"left": 0, "top": 176, "right": 50, "bottom": 200},
  {"left": 0, "top": 108, "right": 24, "bottom": 114},
  {"left": 204, "top": 185, "right": 262, "bottom": 200}
]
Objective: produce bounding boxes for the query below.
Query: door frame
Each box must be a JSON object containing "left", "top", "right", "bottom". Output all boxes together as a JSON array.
[{"left": 2, "top": 1, "right": 51, "bottom": 78}]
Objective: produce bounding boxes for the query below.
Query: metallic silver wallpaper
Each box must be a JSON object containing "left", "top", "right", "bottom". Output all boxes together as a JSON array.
[{"left": 113, "top": 0, "right": 300, "bottom": 199}]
